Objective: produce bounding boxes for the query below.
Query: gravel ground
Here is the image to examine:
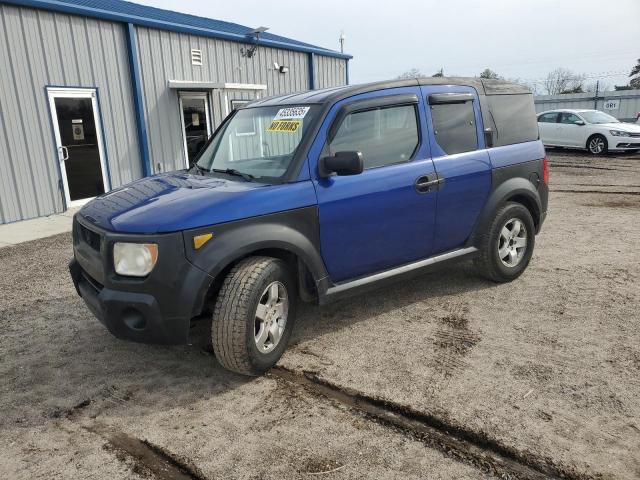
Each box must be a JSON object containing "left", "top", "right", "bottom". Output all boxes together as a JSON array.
[{"left": 1, "top": 151, "right": 639, "bottom": 479}]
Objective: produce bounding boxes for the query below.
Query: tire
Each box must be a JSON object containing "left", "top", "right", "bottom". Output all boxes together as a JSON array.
[
  {"left": 212, "top": 256, "right": 296, "bottom": 375},
  {"left": 473, "top": 202, "right": 535, "bottom": 283},
  {"left": 587, "top": 134, "right": 608, "bottom": 156}
]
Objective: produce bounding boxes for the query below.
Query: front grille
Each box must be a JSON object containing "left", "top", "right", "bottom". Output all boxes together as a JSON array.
[
  {"left": 78, "top": 223, "right": 101, "bottom": 252},
  {"left": 628, "top": 132, "right": 640, "bottom": 138}
]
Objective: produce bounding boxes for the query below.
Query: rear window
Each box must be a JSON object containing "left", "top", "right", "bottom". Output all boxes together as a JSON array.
[{"left": 487, "top": 93, "right": 539, "bottom": 146}]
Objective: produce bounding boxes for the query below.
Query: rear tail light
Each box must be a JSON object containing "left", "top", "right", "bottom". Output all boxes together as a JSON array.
[{"left": 542, "top": 156, "right": 549, "bottom": 184}]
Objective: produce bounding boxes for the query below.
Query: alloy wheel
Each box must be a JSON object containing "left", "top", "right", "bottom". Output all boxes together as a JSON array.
[
  {"left": 589, "top": 137, "right": 605, "bottom": 154},
  {"left": 498, "top": 218, "right": 527, "bottom": 267},
  {"left": 254, "top": 281, "right": 288, "bottom": 354}
]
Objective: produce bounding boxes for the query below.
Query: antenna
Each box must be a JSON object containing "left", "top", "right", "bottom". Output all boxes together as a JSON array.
[{"left": 339, "top": 31, "right": 346, "bottom": 53}]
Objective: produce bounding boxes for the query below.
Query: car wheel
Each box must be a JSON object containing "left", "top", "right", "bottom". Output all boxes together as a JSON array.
[
  {"left": 474, "top": 202, "right": 535, "bottom": 283},
  {"left": 587, "top": 134, "right": 608, "bottom": 155},
  {"left": 212, "top": 256, "right": 296, "bottom": 376}
]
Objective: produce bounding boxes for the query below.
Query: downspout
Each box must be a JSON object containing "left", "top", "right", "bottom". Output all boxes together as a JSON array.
[
  {"left": 308, "top": 52, "right": 316, "bottom": 90},
  {"left": 125, "top": 23, "right": 152, "bottom": 177}
]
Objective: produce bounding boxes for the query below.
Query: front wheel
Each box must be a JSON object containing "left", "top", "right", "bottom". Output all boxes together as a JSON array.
[
  {"left": 474, "top": 202, "right": 536, "bottom": 283},
  {"left": 587, "top": 134, "right": 608, "bottom": 156},
  {"left": 212, "top": 256, "right": 296, "bottom": 375}
]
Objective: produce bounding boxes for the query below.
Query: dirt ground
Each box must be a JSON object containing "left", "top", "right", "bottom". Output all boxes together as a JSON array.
[{"left": 1, "top": 150, "right": 639, "bottom": 479}]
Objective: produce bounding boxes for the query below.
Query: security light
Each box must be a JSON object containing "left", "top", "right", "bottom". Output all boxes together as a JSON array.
[{"left": 241, "top": 26, "right": 269, "bottom": 58}]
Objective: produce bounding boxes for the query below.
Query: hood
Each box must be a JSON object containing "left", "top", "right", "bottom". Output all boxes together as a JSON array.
[
  {"left": 78, "top": 171, "right": 316, "bottom": 234},
  {"left": 599, "top": 122, "right": 640, "bottom": 133}
]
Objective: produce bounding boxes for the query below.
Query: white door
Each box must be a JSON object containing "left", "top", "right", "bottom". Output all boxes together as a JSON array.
[
  {"left": 557, "top": 112, "right": 587, "bottom": 147},
  {"left": 179, "top": 92, "right": 212, "bottom": 166},
  {"left": 47, "top": 88, "right": 109, "bottom": 208},
  {"left": 537, "top": 111, "right": 560, "bottom": 145}
]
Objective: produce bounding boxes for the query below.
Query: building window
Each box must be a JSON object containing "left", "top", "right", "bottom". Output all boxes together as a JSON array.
[
  {"left": 230, "top": 100, "right": 256, "bottom": 136},
  {"left": 430, "top": 102, "right": 477, "bottom": 155}
]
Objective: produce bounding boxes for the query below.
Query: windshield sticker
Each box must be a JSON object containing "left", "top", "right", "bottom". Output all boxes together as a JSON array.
[
  {"left": 267, "top": 120, "right": 301, "bottom": 133},
  {"left": 273, "top": 106, "right": 310, "bottom": 120}
]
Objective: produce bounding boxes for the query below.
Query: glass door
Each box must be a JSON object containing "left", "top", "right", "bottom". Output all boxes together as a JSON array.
[
  {"left": 179, "top": 92, "right": 212, "bottom": 166},
  {"left": 47, "top": 88, "right": 109, "bottom": 207}
]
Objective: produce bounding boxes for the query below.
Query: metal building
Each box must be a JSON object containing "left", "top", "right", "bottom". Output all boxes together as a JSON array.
[
  {"left": 0, "top": 0, "right": 351, "bottom": 224},
  {"left": 534, "top": 89, "right": 640, "bottom": 122}
]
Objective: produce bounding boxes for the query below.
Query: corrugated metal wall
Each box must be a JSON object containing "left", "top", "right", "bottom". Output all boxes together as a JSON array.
[
  {"left": 314, "top": 55, "right": 347, "bottom": 89},
  {"left": 0, "top": 4, "right": 349, "bottom": 224},
  {"left": 136, "top": 26, "right": 334, "bottom": 173},
  {"left": 534, "top": 90, "right": 640, "bottom": 122},
  {"left": 0, "top": 4, "right": 141, "bottom": 224}
]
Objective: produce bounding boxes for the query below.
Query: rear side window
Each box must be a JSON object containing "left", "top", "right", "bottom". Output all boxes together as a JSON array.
[
  {"left": 329, "top": 104, "right": 419, "bottom": 169},
  {"left": 538, "top": 112, "right": 558, "bottom": 123},
  {"left": 487, "top": 93, "right": 539, "bottom": 146},
  {"left": 430, "top": 102, "right": 478, "bottom": 155}
]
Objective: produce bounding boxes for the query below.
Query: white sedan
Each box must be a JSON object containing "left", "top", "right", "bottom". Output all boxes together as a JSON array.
[{"left": 537, "top": 109, "right": 640, "bottom": 155}]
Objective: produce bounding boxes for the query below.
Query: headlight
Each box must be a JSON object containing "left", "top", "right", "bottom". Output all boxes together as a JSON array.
[
  {"left": 609, "top": 130, "right": 628, "bottom": 137},
  {"left": 113, "top": 242, "right": 158, "bottom": 277}
]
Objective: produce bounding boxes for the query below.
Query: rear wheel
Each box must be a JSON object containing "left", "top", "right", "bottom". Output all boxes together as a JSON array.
[
  {"left": 587, "top": 134, "right": 608, "bottom": 155},
  {"left": 474, "top": 202, "right": 535, "bottom": 282},
  {"left": 212, "top": 256, "right": 296, "bottom": 375}
]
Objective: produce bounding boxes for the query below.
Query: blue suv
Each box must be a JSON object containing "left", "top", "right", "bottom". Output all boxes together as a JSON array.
[{"left": 70, "top": 78, "right": 549, "bottom": 375}]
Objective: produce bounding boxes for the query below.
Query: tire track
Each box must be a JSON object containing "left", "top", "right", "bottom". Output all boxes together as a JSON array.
[{"left": 269, "top": 367, "right": 596, "bottom": 480}]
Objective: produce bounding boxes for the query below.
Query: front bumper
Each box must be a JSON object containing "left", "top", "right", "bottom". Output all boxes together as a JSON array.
[{"left": 70, "top": 215, "right": 213, "bottom": 345}]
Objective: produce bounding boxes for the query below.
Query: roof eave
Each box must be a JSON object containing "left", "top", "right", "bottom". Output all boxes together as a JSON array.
[{"left": 3, "top": 0, "right": 353, "bottom": 59}]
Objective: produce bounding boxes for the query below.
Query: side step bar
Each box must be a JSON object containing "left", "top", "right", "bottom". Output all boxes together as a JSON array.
[{"left": 321, "top": 247, "right": 478, "bottom": 303}]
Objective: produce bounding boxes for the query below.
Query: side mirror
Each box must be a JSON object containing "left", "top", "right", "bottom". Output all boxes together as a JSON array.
[
  {"left": 575, "top": 120, "right": 585, "bottom": 126},
  {"left": 319, "top": 151, "right": 364, "bottom": 177}
]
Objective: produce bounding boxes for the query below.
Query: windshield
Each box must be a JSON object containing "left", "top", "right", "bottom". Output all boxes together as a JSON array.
[
  {"left": 579, "top": 111, "right": 619, "bottom": 124},
  {"left": 196, "top": 105, "right": 319, "bottom": 181}
]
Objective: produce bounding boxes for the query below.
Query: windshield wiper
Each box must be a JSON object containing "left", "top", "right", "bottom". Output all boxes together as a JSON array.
[
  {"left": 190, "top": 163, "right": 208, "bottom": 175},
  {"left": 211, "top": 168, "right": 255, "bottom": 182}
]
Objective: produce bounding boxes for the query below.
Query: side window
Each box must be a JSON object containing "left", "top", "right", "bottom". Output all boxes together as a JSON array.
[
  {"left": 559, "top": 112, "right": 582, "bottom": 125},
  {"left": 538, "top": 112, "right": 558, "bottom": 123},
  {"left": 329, "top": 104, "right": 419, "bottom": 169},
  {"left": 430, "top": 101, "right": 477, "bottom": 155}
]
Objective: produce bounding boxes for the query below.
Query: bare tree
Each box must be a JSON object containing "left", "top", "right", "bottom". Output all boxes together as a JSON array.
[
  {"left": 630, "top": 58, "right": 640, "bottom": 89},
  {"left": 543, "top": 68, "right": 585, "bottom": 95},
  {"left": 432, "top": 68, "right": 444, "bottom": 77},
  {"left": 479, "top": 68, "right": 501, "bottom": 79},
  {"left": 397, "top": 68, "right": 423, "bottom": 79}
]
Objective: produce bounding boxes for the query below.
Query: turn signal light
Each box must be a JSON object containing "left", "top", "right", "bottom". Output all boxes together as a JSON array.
[
  {"left": 193, "top": 233, "right": 213, "bottom": 250},
  {"left": 543, "top": 156, "right": 549, "bottom": 185}
]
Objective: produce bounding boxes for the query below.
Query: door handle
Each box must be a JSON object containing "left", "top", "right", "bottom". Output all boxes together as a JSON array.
[
  {"left": 415, "top": 174, "right": 444, "bottom": 193},
  {"left": 58, "top": 146, "right": 69, "bottom": 161}
]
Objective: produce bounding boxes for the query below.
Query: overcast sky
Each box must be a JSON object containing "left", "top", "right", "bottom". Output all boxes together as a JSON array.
[{"left": 137, "top": 0, "right": 640, "bottom": 92}]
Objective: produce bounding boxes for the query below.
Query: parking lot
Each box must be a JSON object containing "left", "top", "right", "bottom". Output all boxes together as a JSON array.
[{"left": 1, "top": 150, "right": 639, "bottom": 480}]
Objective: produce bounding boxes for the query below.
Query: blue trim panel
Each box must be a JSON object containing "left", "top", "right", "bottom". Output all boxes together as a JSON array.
[
  {"left": 3, "top": 0, "right": 352, "bottom": 60},
  {"left": 308, "top": 52, "right": 316, "bottom": 90},
  {"left": 125, "top": 23, "right": 152, "bottom": 178},
  {"left": 487, "top": 141, "right": 546, "bottom": 168}
]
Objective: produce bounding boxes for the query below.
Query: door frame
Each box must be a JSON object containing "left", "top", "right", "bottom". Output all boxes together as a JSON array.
[
  {"left": 178, "top": 91, "right": 212, "bottom": 167},
  {"left": 46, "top": 87, "right": 110, "bottom": 208}
]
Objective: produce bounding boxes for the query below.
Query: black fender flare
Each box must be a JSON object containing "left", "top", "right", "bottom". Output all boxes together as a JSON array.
[
  {"left": 184, "top": 207, "right": 329, "bottom": 312},
  {"left": 468, "top": 177, "right": 542, "bottom": 247}
]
